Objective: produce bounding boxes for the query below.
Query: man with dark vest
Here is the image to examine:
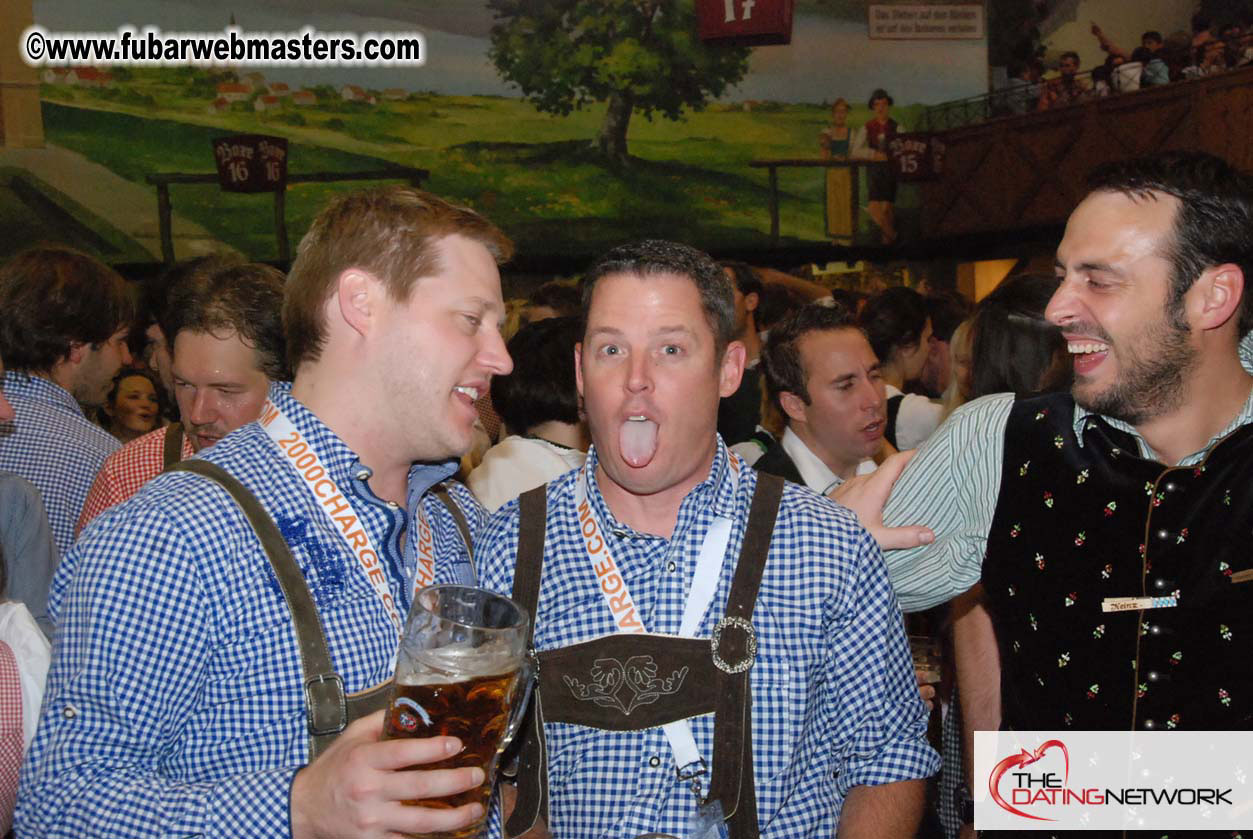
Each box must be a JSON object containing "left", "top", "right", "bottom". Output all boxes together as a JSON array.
[
  {"left": 840, "top": 151, "right": 1253, "bottom": 833},
  {"left": 75, "top": 261, "right": 287, "bottom": 536},
  {"left": 476, "top": 240, "right": 938, "bottom": 838},
  {"left": 755, "top": 301, "right": 887, "bottom": 493},
  {"left": 20, "top": 187, "right": 507, "bottom": 838}
]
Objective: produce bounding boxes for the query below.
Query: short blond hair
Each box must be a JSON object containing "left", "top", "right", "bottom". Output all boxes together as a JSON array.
[{"left": 283, "top": 186, "right": 513, "bottom": 369}]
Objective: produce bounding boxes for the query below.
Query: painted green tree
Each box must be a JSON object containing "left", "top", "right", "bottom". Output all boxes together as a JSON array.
[{"left": 488, "top": 0, "right": 751, "bottom": 163}]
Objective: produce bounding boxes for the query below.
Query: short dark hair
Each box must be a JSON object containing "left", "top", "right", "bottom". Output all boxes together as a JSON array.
[
  {"left": 1060, "top": 50, "right": 1080, "bottom": 64},
  {"left": 1142, "top": 30, "right": 1163, "bottom": 44},
  {"left": 525, "top": 280, "right": 582, "bottom": 319},
  {"left": 0, "top": 246, "right": 134, "bottom": 373},
  {"left": 970, "top": 273, "right": 1070, "bottom": 399},
  {"left": 491, "top": 315, "right": 581, "bottom": 434},
  {"left": 925, "top": 290, "right": 973, "bottom": 343},
  {"left": 581, "top": 240, "right": 735, "bottom": 358},
  {"left": 719, "top": 260, "right": 763, "bottom": 298},
  {"left": 164, "top": 262, "right": 290, "bottom": 381},
  {"left": 761, "top": 301, "right": 858, "bottom": 408},
  {"left": 858, "top": 285, "right": 929, "bottom": 364},
  {"left": 1086, "top": 151, "right": 1253, "bottom": 336}
]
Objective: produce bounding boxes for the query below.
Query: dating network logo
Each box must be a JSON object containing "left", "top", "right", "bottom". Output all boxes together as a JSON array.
[{"left": 988, "top": 737, "right": 1232, "bottom": 822}]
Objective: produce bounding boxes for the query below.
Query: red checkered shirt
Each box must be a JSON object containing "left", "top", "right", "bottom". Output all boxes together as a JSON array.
[
  {"left": 76, "top": 425, "right": 194, "bottom": 536},
  {"left": 0, "top": 640, "right": 20, "bottom": 835}
]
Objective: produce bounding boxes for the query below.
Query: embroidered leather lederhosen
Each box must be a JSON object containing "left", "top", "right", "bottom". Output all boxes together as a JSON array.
[
  {"left": 167, "top": 459, "right": 473, "bottom": 758},
  {"left": 505, "top": 474, "right": 784, "bottom": 839}
]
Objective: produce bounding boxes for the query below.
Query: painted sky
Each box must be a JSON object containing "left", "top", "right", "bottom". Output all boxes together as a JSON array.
[{"left": 33, "top": 0, "right": 988, "bottom": 104}]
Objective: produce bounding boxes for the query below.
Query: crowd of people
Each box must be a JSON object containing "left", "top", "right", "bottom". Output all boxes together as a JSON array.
[
  {"left": 1003, "top": 13, "right": 1253, "bottom": 115},
  {"left": 0, "top": 148, "right": 1250, "bottom": 838}
]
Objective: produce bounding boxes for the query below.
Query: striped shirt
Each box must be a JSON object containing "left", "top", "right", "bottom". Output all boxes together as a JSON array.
[
  {"left": 477, "top": 440, "right": 939, "bottom": 838},
  {"left": 882, "top": 336, "right": 1253, "bottom": 612},
  {"left": 0, "top": 372, "right": 119, "bottom": 555},
  {"left": 75, "top": 424, "right": 195, "bottom": 536},
  {"left": 22, "top": 382, "right": 482, "bottom": 838}
]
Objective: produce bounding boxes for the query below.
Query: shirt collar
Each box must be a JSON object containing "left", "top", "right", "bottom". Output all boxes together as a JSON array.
[
  {"left": 1070, "top": 384, "right": 1253, "bottom": 464},
  {"left": 3, "top": 371, "right": 84, "bottom": 417},
  {"left": 263, "top": 381, "right": 453, "bottom": 491},
  {"left": 581, "top": 435, "right": 741, "bottom": 536},
  {"left": 781, "top": 427, "right": 840, "bottom": 494}
]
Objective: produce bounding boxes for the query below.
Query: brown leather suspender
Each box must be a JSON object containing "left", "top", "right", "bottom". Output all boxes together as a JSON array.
[
  {"left": 167, "top": 460, "right": 472, "bottom": 759},
  {"left": 162, "top": 423, "right": 184, "bottom": 469}
]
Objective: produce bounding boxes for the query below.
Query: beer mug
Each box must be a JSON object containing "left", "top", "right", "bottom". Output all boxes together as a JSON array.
[{"left": 382, "top": 585, "right": 534, "bottom": 839}]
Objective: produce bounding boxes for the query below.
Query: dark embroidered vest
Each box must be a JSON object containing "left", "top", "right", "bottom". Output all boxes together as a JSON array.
[{"left": 983, "top": 392, "right": 1253, "bottom": 733}]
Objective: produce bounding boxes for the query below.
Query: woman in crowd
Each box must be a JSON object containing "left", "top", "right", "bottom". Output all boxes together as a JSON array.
[
  {"left": 858, "top": 285, "right": 943, "bottom": 450},
  {"left": 97, "top": 369, "right": 163, "bottom": 444}
]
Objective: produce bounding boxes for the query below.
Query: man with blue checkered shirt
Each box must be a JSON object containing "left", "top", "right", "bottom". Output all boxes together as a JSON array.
[
  {"left": 18, "top": 188, "right": 513, "bottom": 839},
  {"left": 478, "top": 240, "right": 939, "bottom": 839}
]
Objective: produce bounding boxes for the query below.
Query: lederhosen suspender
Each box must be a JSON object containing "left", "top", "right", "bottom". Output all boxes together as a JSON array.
[
  {"left": 162, "top": 423, "right": 184, "bottom": 469},
  {"left": 505, "top": 474, "right": 784, "bottom": 839},
  {"left": 167, "top": 459, "right": 473, "bottom": 759}
]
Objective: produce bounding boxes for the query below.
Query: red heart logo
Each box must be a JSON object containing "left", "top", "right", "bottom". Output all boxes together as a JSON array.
[{"left": 988, "top": 739, "right": 1069, "bottom": 821}]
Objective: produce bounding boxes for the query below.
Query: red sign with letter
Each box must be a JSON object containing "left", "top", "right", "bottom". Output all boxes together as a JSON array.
[{"left": 697, "top": 0, "right": 794, "bottom": 45}]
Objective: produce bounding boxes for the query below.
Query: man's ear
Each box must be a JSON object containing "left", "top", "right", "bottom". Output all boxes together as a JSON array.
[
  {"left": 574, "top": 341, "right": 584, "bottom": 401},
  {"left": 1191, "top": 263, "right": 1244, "bottom": 332},
  {"left": 719, "top": 341, "right": 747, "bottom": 398},
  {"left": 66, "top": 341, "right": 87, "bottom": 365},
  {"left": 336, "top": 269, "right": 376, "bottom": 337},
  {"left": 779, "top": 390, "right": 808, "bottom": 424},
  {"left": 745, "top": 291, "right": 759, "bottom": 314}
]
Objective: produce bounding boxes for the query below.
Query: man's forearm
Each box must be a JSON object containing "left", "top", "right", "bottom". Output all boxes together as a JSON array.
[
  {"left": 837, "top": 779, "right": 926, "bottom": 838},
  {"left": 952, "top": 585, "right": 1001, "bottom": 786}
]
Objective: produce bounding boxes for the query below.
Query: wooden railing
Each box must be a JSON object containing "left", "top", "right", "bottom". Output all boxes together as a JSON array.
[{"left": 145, "top": 166, "right": 428, "bottom": 264}]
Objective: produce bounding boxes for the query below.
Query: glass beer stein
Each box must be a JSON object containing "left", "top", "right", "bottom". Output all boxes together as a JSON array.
[{"left": 382, "top": 585, "right": 534, "bottom": 839}]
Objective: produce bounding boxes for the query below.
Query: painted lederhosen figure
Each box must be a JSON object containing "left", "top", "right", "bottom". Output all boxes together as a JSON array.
[{"left": 477, "top": 240, "right": 938, "bottom": 838}]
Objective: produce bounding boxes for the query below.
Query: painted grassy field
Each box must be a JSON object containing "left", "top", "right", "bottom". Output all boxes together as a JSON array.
[{"left": 40, "top": 76, "right": 924, "bottom": 260}]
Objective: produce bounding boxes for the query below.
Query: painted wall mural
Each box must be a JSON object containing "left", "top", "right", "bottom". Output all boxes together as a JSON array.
[{"left": 2, "top": 0, "right": 989, "bottom": 264}]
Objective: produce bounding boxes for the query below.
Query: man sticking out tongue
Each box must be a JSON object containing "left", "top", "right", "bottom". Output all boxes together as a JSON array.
[{"left": 475, "top": 240, "right": 938, "bottom": 839}]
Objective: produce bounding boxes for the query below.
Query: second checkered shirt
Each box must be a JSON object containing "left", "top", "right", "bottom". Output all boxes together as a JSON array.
[
  {"left": 0, "top": 372, "right": 120, "bottom": 555},
  {"left": 476, "top": 439, "right": 940, "bottom": 838},
  {"left": 23, "top": 382, "right": 483, "bottom": 838},
  {"left": 75, "top": 423, "right": 195, "bottom": 536}
]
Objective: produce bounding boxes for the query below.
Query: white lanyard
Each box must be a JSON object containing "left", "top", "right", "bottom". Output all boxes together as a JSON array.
[
  {"left": 573, "top": 457, "right": 740, "bottom": 781},
  {"left": 259, "top": 399, "right": 404, "bottom": 641}
]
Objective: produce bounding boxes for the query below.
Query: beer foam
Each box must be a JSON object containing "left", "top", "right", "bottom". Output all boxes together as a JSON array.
[{"left": 399, "top": 644, "right": 520, "bottom": 686}]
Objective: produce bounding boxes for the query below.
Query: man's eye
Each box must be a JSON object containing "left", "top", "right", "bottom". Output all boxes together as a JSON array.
[
  {"left": 463, "top": 313, "right": 482, "bottom": 328},
  {"left": 662, "top": 345, "right": 681, "bottom": 355}
]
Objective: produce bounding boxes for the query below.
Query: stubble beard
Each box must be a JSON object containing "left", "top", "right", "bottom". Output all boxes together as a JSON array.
[{"left": 1075, "top": 305, "right": 1197, "bottom": 426}]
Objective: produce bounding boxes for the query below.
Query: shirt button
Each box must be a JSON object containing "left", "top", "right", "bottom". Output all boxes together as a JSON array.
[
  {"left": 1143, "top": 718, "right": 1156, "bottom": 729},
  {"left": 1148, "top": 625, "right": 1160, "bottom": 635},
  {"left": 649, "top": 755, "right": 661, "bottom": 767},
  {"left": 387, "top": 501, "right": 400, "bottom": 510},
  {"left": 1165, "top": 482, "right": 1177, "bottom": 492},
  {"left": 62, "top": 704, "right": 78, "bottom": 720},
  {"left": 1147, "top": 671, "right": 1160, "bottom": 682},
  {"left": 667, "top": 561, "right": 677, "bottom": 572},
  {"left": 612, "top": 528, "right": 628, "bottom": 538},
  {"left": 1156, "top": 529, "right": 1169, "bottom": 540},
  {"left": 355, "top": 468, "right": 371, "bottom": 481},
  {"left": 1153, "top": 578, "right": 1168, "bottom": 590}
]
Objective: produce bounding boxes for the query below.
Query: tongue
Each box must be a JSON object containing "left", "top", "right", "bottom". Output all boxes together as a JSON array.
[{"left": 620, "top": 420, "right": 659, "bottom": 468}]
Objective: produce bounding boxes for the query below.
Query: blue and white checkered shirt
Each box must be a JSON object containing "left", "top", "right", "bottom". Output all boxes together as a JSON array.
[
  {"left": 0, "top": 371, "right": 120, "bottom": 555},
  {"left": 20, "top": 382, "right": 483, "bottom": 838},
  {"left": 477, "top": 439, "right": 940, "bottom": 838}
]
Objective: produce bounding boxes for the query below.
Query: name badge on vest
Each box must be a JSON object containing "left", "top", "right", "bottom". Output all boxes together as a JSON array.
[{"left": 1101, "top": 595, "right": 1178, "bottom": 613}]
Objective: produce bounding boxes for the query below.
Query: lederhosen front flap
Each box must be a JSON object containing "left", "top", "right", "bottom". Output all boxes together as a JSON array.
[
  {"left": 167, "top": 459, "right": 390, "bottom": 759},
  {"left": 506, "top": 474, "right": 784, "bottom": 839}
]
